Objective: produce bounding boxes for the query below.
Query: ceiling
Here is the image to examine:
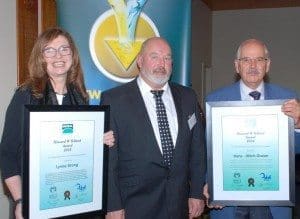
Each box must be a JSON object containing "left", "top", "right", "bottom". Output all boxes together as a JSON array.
[{"left": 201, "top": 0, "right": 300, "bottom": 11}]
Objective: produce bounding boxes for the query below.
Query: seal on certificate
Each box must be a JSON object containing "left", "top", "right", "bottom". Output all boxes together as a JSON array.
[
  {"left": 64, "top": 190, "right": 71, "bottom": 200},
  {"left": 248, "top": 178, "right": 255, "bottom": 187}
]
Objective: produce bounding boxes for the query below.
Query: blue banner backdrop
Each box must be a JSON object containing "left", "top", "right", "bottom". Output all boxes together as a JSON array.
[{"left": 56, "top": 0, "right": 191, "bottom": 104}]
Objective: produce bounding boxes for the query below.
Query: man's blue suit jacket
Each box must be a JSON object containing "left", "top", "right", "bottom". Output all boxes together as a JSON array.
[{"left": 206, "top": 81, "right": 299, "bottom": 219}]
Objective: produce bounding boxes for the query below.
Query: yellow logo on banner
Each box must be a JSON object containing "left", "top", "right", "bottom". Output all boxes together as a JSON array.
[
  {"left": 90, "top": 0, "right": 159, "bottom": 83},
  {"left": 105, "top": 39, "right": 143, "bottom": 70}
]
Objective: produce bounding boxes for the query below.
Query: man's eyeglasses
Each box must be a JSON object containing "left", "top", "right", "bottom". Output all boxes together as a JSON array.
[
  {"left": 238, "top": 57, "right": 268, "bottom": 65},
  {"left": 43, "top": 46, "right": 72, "bottom": 58}
]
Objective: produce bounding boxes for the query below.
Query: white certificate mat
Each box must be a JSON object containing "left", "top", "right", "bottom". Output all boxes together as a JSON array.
[
  {"left": 23, "top": 105, "right": 109, "bottom": 219},
  {"left": 206, "top": 100, "right": 295, "bottom": 206}
]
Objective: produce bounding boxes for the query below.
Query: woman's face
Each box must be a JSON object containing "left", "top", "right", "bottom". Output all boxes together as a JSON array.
[{"left": 43, "top": 35, "right": 72, "bottom": 80}]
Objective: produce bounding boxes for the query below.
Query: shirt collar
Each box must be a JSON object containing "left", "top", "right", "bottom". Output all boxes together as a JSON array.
[
  {"left": 240, "top": 80, "right": 264, "bottom": 94},
  {"left": 239, "top": 80, "right": 265, "bottom": 100}
]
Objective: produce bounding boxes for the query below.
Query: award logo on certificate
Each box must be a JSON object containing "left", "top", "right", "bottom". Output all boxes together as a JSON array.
[
  {"left": 206, "top": 100, "right": 295, "bottom": 206},
  {"left": 22, "top": 105, "right": 109, "bottom": 219}
]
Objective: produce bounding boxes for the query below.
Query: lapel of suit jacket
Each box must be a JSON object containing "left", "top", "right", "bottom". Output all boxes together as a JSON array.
[
  {"left": 233, "top": 81, "right": 242, "bottom": 101},
  {"left": 263, "top": 83, "right": 272, "bottom": 100},
  {"left": 169, "top": 84, "right": 183, "bottom": 154},
  {"left": 129, "top": 79, "right": 165, "bottom": 164}
]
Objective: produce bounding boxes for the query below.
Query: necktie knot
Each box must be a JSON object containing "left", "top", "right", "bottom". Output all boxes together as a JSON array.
[
  {"left": 249, "top": 91, "right": 261, "bottom": 100},
  {"left": 151, "top": 90, "right": 164, "bottom": 99}
]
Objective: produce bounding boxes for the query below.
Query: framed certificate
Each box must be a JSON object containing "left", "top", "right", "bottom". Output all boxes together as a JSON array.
[
  {"left": 22, "top": 105, "right": 109, "bottom": 219},
  {"left": 206, "top": 100, "right": 295, "bottom": 206}
]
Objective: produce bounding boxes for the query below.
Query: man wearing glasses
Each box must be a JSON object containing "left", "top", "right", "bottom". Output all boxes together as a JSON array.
[{"left": 205, "top": 39, "right": 300, "bottom": 219}]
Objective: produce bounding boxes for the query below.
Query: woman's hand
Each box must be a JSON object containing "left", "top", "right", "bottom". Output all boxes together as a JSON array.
[
  {"left": 4, "top": 176, "right": 23, "bottom": 218},
  {"left": 103, "top": 130, "right": 115, "bottom": 147},
  {"left": 15, "top": 202, "right": 24, "bottom": 219}
]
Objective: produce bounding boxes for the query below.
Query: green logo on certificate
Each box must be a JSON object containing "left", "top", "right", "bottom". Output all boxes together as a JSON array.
[{"left": 62, "top": 124, "right": 73, "bottom": 134}]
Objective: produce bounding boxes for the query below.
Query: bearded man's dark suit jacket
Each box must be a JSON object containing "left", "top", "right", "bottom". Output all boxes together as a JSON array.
[
  {"left": 206, "top": 81, "right": 299, "bottom": 219},
  {"left": 100, "top": 78, "right": 206, "bottom": 219}
]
